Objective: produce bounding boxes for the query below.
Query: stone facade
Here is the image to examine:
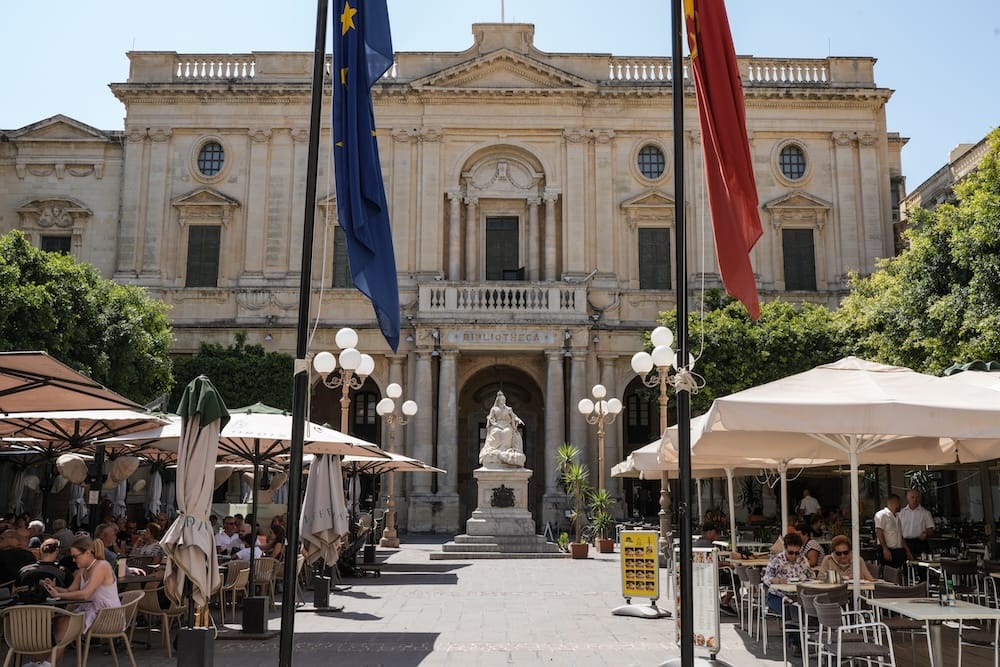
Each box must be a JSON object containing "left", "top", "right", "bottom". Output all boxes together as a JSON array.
[{"left": 0, "top": 23, "right": 905, "bottom": 533}]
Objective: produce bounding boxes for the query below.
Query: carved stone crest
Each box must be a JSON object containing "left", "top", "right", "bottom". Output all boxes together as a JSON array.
[{"left": 490, "top": 484, "right": 515, "bottom": 508}]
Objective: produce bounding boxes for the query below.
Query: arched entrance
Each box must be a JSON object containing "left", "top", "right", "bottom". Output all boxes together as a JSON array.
[
  {"left": 458, "top": 365, "right": 544, "bottom": 528},
  {"left": 621, "top": 377, "right": 673, "bottom": 522}
]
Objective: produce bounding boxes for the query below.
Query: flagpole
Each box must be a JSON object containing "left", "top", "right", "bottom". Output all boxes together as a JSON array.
[
  {"left": 280, "top": 0, "right": 328, "bottom": 663},
  {"left": 671, "top": 0, "right": 695, "bottom": 665}
]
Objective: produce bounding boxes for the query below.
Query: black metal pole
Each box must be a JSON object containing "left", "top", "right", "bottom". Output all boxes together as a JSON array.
[
  {"left": 248, "top": 445, "right": 259, "bottom": 596},
  {"left": 279, "top": 0, "right": 328, "bottom": 663},
  {"left": 672, "top": 0, "right": 694, "bottom": 664}
]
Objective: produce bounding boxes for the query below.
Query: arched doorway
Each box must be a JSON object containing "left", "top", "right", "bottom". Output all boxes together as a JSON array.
[
  {"left": 458, "top": 365, "right": 544, "bottom": 528},
  {"left": 621, "top": 377, "right": 673, "bottom": 522}
]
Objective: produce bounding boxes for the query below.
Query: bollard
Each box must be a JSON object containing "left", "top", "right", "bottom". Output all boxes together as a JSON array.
[
  {"left": 177, "top": 627, "right": 214, "bottom": 667},
  {"left": 242, "top": 596, "right": 267, "bottom": 633},
  {"left": 313, "top": 575, "right": 331, "bottom": 609}
]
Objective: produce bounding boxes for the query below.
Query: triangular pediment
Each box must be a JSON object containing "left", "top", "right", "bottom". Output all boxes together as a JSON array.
[
  {"left": 763, "top": 191, "right": 832, "bottom": 211},
  {"left": 621, "top": 190, "right": 675, "bottom": 210},
  {"left": 6, "top": 114, "right": 113, "bottom": 142},
  {"left": 410, "top": 49, "right": 596, "bottom": 91},
  {"left": 172, "top": 188, "right": 241, "bottom": 208}
]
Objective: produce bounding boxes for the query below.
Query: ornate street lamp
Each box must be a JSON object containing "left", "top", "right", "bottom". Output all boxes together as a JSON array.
[
  {"left": 375, "top": 383, "right": 417, "bottom": 547},
  {"left": 312, "top": 327, "right": 375, "bottom": 432},
  {"left": 577, "top": 384, "right": 622, "bottom": 492},
  {"left": 630, "top": 325, "right": 678, "bottom": 563}
]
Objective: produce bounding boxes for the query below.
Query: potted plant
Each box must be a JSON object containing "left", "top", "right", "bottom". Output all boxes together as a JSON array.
[
  {"left": 556, "top": 443, "right": 591, "bottom": 558},
  {"left": 589, "top": 488, "right": 617, "bottom": 553}
]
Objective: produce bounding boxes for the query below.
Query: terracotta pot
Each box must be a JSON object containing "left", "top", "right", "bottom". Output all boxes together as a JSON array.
[
  {"left": 596, "top": 537, "right": 615, "bottom": 553},
  {"left": 569, "top": 542, "right": 589, "bottom": 559}
]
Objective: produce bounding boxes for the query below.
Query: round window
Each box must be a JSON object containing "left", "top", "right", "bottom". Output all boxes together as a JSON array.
[
  {"left": 637, "top": 144, "right": 666, "bottom": 180},
  {"left": 778, "top": 144, "right": 806, "bottom": 181},
  {"left": 197, "top": 141, "right": 225, "bottom": 177}
]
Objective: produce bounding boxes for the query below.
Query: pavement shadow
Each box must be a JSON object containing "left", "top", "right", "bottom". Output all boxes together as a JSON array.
[
  {"left": 206, "top": 631, "right": 440, "bottom": 667},
  {"left": 343, "top": 571, "right": 459, "bottom": 586},
  {"left": 376, "top": 562, "right": 472, "bottom": 573}
]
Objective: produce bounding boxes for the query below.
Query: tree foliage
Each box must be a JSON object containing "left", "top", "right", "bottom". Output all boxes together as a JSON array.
[
  {"left": 837, "top": 129, "right": 1000, "bottom": 374},
  {"left": 0, "top": 230, "right": 173, "bottom": 404},
  {"left": 658, "top": 292, "right": 846, "bottom": 414},
  {"left": 170, "top": 333, "right": 294, "bottom": 412}
]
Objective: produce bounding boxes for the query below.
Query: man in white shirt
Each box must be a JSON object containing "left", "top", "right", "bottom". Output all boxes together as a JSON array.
[
  {"left": 875, "top": 494, "right": 911, "bottom": 569},
  {"left": 215, "top": 516, "right": 242, "bottom": 555},
  {"left": 899, "top": 488, "right": 935, "bottom": 557},
  {"left": 798, "top": 488, "right": 821, "bottom": 518}
]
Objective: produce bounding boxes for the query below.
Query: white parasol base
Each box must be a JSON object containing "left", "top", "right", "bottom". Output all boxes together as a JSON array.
[
  {"left": 611, "top": 603, "right": 671, "bottom": 618},
  {"left": 660, "top": 658, "right": 731, "bottom": 667}
]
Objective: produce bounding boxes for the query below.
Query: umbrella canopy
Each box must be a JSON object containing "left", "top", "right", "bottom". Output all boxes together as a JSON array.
[
  {"left": 678, "top": 356, "right": 1000, "bottom": 596},
  {"left": 300, "top": 454, "right": 350, "bottom": 565},
  {"left": 0, "top": 409, "right": 168, "bottom": 452},
  {"left": 161, "top": 376, "right": 230, "bottom": 611},
  {"left": 338, "top": 451, "right": 445, "bottom": 475},
  {"left": 0, "top": 351, "right": 143, "bottom": 414}
]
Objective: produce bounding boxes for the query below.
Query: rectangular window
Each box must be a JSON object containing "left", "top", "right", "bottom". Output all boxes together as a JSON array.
[
  {"left": 40, "top": 236, "right": 72, "bottom": 254},
  {"left": 185, "top": 225, "right": 221, "bottom": 288},
  {"left": 782, "top": 228, "right": 817, "bottom": 291},
  {"left": 485, "top": 216, "right": 520, "bottom": 280},
  {"left": 332, "top": 225, "right": 354, "bottom": 288},
  {"left": 638, "top": 227, "right": 671, "bottom": 289}
]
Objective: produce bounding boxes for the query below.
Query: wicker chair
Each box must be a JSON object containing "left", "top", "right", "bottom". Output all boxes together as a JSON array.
[
  {"left": 81, "top": 590, "right": 143, "bottom": 667},
  {"left": 217, "top": 565, "right": 250, "bottom": 625},
  {"left": 250, "top": 556, "right": 279, "bottom": 608},
  {"left": 0, "top": 604, "right": 84, "bottom": 667},
  {"left": 137, "top": 586, "right": 187, "bottom": 656}
]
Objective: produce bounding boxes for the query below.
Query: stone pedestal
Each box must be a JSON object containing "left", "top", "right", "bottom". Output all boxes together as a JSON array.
[{"left": 433, "top": 465, "right": 563, "bottom": 559}]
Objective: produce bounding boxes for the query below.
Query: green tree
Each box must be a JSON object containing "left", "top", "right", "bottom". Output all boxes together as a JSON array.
[
  {"left": 658, "top": 293, "right": 845, "bottom": 414},
  {"left": 170, "top": 333, "right": 294, "bottom": 411},
  {"left": 0, "top": 230, "right": 173, "bottom": 403},
  {"left": 838, "top": 129, "right": 1000, "bottom": 373}
]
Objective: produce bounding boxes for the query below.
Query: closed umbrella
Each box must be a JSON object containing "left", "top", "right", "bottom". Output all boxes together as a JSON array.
[
  {"left": 300, "top": 454, "right": 350, "bottom": 565},
  {"left": 146, "top": 468, "right": 163, "bottom": 518},
  {"left": 161, "top": 376, "right": 230, "bottom": 621}
]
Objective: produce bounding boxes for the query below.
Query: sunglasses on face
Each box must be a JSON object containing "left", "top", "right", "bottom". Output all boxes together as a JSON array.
[
  {"left": 786, "top": 549, "right": 800, "bottom": 556},
  {"left": 835, "top": 550, "right": 851, "bottom": 556}
]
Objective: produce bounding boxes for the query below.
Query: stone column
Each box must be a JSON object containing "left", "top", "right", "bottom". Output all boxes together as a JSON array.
[
  {"left": 464, "top": 196, "right": 478, "bottom": 281},
  {"left": 527, "top": 197, "right": 540, "bottom": 281},
  {"left": 569, "top": 350, "right": 589, "bottom": 468},
  {"left": 244, "top": 128, "right": 270, "bottom": 281},
  {"left": 543, "top": 193, "right": 558, "bottom": 281},
  {"left": 543, "top": 350, "right": 565, "bottom": 495},
  {"left": 437, "top": 350, "right": 459, "bottom": 494},
  {"left": 412, "top": 350, "right": 434, "bottom": 494},
  {"left": 599, "top": 354, "right": 620, "bottom": 498},
  {"left": 447, "top": 191, "right": 462, "bottom": 280},
  {"left": 115, "top": 128, "right": 147, "bottom": 278},
  {"left": 141, "top": 128, "right": 172, "bottom": 278}
]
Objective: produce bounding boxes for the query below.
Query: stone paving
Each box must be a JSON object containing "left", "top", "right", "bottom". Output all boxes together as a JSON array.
[{"left": 81, "top": 537, "right": 797, "bottom": 666}]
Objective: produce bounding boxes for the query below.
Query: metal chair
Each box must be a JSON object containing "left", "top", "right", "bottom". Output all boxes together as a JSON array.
[
  {"left": 941, "top": 558, "right": 983, "bottom": 604},
  {"left": 957, "top": 575, "right": 999, "bottom": 667},
  {"left": 871, "top": 582, "right": 928, "bottom": 667},
  {"left": 0, "top": 604, "right": 84, "bottom": 667},
  {"left": 815, "top": 599, "right": 896, "bottom": 667},
  {"left": 82, "top": 590, "right": 143, "bottom": 667}
]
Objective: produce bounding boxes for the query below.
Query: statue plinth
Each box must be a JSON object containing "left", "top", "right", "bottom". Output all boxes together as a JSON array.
[{"left": 466, "top": 466, "right": 535, "bottom": 537}]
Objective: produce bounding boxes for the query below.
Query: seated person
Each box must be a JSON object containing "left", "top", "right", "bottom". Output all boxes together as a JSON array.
[
  {"left": 132, "top": 522, "right": 167, "bottom": 565},
  {"left": 234, "top": 532, "right": 265, "bottom": 561},
  {"left": 16, "top": 538, "right": 68, "bottom": 603},
  {"left": 263, "top": 525, "right": 286, "bottom": 562},
  {"left": 0, "top": 528, "right": 37, "bottom": 584},
  {"left": 817, "top": 535, "right": 876, "bottom": 581},
  {"left": 763, "top": 533, "right": 815, "bottom": 655}
]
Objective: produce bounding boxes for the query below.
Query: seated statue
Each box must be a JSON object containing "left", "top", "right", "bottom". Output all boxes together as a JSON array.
[{"left": 479, "top": 391, "right": 526, "bottom": 467}]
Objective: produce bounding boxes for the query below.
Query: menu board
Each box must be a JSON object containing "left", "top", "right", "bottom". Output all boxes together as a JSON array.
[
  {"left": 620, "top": 530, "right": 659, "bottom": 600},
  {"left": 674, "top": 547, "right": 721, "bottom": 655}
]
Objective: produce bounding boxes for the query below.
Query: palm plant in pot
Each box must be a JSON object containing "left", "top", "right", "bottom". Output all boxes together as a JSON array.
[
  {"left": 589, "top": 488, "right": 617, "bottom": 553},
  {"left": 556, "top": 443, "right": 591, "bottom": 558}
]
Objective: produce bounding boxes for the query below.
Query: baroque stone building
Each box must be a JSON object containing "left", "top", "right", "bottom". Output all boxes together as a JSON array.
[{"left": 0, "top": 23, "right": 905, "bottom": 533}]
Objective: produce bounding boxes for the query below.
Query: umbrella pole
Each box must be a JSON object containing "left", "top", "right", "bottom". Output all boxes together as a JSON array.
[
  {"left": 726, "top": 468, "right": 737, "bottom": 554},
  {"left": 780, "top": 462, "right": 789, "bottom": 536},
  {"left": 248, "top": 446, "right": 260, "bottom": 595},
  {"left": 850, "top": 448, "right": 861, "bottom": 603}
]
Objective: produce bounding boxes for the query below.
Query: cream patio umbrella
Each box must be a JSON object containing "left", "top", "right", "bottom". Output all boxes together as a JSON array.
[
  {"left": 300, "top": 453, "right": 350, "bottom": 566},
  {"left": 161, "top": 375, "right": 229, "bottom": 624},
  {"left": 676, "top": 356, "right": 1000, "bottom": 598}
]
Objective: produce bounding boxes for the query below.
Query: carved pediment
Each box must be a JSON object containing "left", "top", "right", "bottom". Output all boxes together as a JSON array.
[
  {"left": 7, "top": 114, "right": 112, "bottom": 142},
  {"left": 16, "top": 197, "right": 92, "bottom": 228},
  {"left": 621, "top": 190, "right": 675, "bottom": 228},
  {"left": 763, "top": 191, "right": 831, "bottom": 230},
  {"left": 410, "top": 49, "right": 596, "bottom": 91},
  {"left": 172, "top": 188, "right": 240, "bottom": 225}
]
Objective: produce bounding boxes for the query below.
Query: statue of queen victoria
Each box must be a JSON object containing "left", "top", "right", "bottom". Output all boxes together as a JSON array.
[{"left": 478, "top": 391, "right": 526, "bottom": 468}]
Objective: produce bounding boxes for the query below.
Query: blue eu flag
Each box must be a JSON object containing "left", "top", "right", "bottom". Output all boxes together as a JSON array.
[{"left": 333, "top": 0, "right": 399, "bottom": 351}]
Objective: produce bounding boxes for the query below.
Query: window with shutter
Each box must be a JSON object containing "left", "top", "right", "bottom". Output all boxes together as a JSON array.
[
  {"left": 638, "top": 227, "right": 671, "bottom": 289},
  {"left": 782, "top": 228, "right": 817, "bottom": 291},
  {"left": 40, "top": 236, "right": 72, "bottom": 254},
  {"left": 185, "top": 225, "right": 221, "bottom": 288},
  {"left": 485, "top": 216, "right": 519, "bottom": 280}
]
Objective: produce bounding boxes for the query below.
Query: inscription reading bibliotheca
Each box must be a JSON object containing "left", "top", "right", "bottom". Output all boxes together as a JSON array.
[{"left": 446, "top": 331, "right": 557, "bottom": 346}]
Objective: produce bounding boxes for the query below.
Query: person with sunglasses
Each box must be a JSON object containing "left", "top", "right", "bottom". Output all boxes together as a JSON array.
[
  {"left": 818, "top": 535, "right": 876, "bottom": 582},
  {"left": 763, "top": 533, "right": 814, "bottom": 655}
]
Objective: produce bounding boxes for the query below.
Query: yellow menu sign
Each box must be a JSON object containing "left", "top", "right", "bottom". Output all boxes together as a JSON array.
[{"left": 620, "top": 530, "right": 659, "bottom": 600}]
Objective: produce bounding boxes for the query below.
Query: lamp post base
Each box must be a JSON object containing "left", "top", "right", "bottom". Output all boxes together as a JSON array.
[{"left": 379, "top": 528, "right": 399, "bottom": 548}]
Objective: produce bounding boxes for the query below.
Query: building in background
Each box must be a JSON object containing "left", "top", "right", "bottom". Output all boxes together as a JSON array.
[{"left": 0, "top": 23, "right": 905, "bottom": 532}]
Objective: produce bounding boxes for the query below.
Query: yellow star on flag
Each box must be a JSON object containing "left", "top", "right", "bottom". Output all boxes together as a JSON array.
[
  {"left": 340, "top": 1, "right": 358, "bottom": 36},
  {"left": 341, "top": 67, "right": 348, "bottom": 85}
]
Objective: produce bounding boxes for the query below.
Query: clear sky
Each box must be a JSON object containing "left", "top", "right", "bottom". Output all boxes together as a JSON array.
[{"left": 3, "top": 0, "right": 997, "bottom": 189}]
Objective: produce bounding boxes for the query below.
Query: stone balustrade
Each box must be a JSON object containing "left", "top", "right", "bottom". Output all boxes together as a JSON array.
[
  {"left": 607, "top": 56, "right": 832, "bottom": 85},
  {"left": 418, "top": 282, "right": 587, "bottom": 318}
]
